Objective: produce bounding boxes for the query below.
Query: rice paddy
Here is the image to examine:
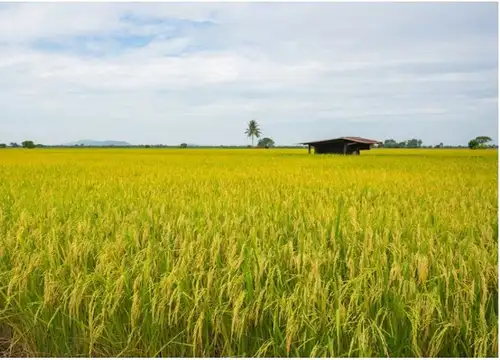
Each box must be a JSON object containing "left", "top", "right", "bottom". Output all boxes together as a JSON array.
[{"left": 0, "top": 148, "right": 497, "bottom": 357}]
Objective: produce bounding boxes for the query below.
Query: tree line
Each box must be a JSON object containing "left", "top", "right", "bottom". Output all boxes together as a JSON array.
[
  {"left": 0, "top": 121, "right": 276, "bottom": 149},
  {"left": 0, "top": 125, "right": 495, "bottom": 150},
  {"left": 380, "top": 139, "right": 424, "bottom": 148},
  {"left": 378, "top": 136, "right": 495, "bottom": 149},
  {"left": 0, "top": 141, "right": 39, "bottom": 148}
]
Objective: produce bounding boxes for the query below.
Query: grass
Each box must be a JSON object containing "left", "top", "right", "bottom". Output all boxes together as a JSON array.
[{"left": 0, "top": 148, "right": 497, "bottom": 357}]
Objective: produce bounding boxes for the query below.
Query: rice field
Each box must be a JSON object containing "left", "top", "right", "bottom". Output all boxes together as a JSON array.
[{"left": 0, "top": 148, "right": 497, "bottom": 357}]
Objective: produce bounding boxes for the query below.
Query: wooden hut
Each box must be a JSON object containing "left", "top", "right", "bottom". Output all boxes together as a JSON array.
[{"left": 300, "top": 136, "right": 379, "bottom": 155}]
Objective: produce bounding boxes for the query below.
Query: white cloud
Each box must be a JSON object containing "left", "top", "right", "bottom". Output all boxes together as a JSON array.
[{"left": 0, "top": 2, "right": 497, "bottom": 146}]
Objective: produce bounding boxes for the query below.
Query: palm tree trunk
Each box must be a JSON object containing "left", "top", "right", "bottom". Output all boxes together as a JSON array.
[{"left": 252, "top": 135, "right": 254, "bottom": 147}]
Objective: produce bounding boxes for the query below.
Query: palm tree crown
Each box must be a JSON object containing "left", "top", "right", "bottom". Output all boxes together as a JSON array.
[{"left": 245, "top": 120, "right": 261, "bottom": 147}]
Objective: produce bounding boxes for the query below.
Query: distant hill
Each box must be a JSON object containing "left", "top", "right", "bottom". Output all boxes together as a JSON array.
[{"left": 63, "top": 140, "right": 131, "bottom": 146}]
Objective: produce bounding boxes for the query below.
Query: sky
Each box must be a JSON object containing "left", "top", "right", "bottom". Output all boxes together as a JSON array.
[{"left": 0, "top": 1, "right": 498, "bottom": 146}]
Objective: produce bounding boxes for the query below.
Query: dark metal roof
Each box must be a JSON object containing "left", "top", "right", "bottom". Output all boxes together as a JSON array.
[{"left": 300, "top": 136, "right": 379, "bottom": 145}]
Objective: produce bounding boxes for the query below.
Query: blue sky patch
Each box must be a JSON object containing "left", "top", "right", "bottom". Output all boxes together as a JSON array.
[
  {"left": 31, "top": 33, "right": 155, "bottom": 58},
  {"left": 29, "top": 14, "right": 216, "bottom": 58}
]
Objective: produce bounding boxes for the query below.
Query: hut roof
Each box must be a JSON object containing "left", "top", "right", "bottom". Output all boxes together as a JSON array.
[{"left": 300, "top": 136, "right": 379, "bottom": 146}]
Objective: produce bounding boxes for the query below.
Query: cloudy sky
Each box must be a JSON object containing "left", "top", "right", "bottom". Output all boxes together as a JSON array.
[{"left": 0, "top": 1, "right": 497, "bottom": 146}]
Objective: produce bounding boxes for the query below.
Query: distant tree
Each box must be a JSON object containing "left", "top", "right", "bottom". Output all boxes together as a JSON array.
[
  {"left": 22, "top": 140, "right": 35, "bottom": 149},
  {"left": 417, "top": 139, "right": 423, "bottom": 148},
  {"left": 0, "top": 143, "right": 6, "bottom": 148},
  {"left": 245, "top": 120, "right": 261, "bottom": 147},
  {"left": 407, "top": 139, "right": 419, "bottom": 148},
  {"left": 383, "top": 139, "right": 398, "bottom": 148},
  {"left": 257, "top": 137, "right": 275, "bottom": 148},
  {"left": 10, "top": 142, "right": 19, "bottom": 148},
  {"left": 468, "top": 136, "right": 492, "bottom": 149},
  {"left": 145, "top": 145, "right": 150, "bottom": 148},
  {"left": 398, "top": 141, "right": 407, "bottom": 148},
  {"left": 468, "top": 139, "right": 479, "bottom": 149},
  {"left": 476, "top": 136, "right": 492, "bottom": 145},
  {"left": 180, "top": 143, "right": 187, "bottom": 148}
]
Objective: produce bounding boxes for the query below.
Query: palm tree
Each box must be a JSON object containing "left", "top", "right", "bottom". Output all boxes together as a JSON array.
[{"left": 245, "top": 120, "right": 261, "bottom": 147}]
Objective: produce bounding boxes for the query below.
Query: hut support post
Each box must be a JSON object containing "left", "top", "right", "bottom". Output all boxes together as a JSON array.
[
  {"left": 343, "top": 143, "right": 346, "bottom": 155},
  {"left": 308, "top": 144, "right": 311, "bottom": 154}
]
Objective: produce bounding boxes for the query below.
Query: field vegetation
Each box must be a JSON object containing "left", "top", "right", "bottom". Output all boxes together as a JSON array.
[{"left": 0, "top": 148, "right": 497, "bottom": 357}]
